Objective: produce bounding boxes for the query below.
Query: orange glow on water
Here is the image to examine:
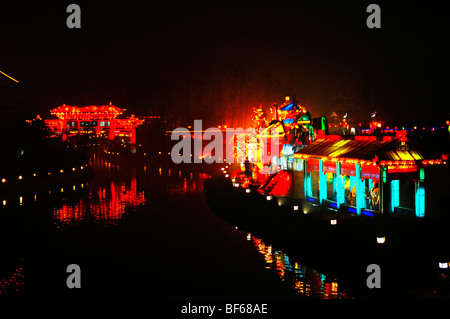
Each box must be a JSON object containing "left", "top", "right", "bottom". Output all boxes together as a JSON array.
[{"left": 250, "top": 234, "right": 350, "bottom": 299}]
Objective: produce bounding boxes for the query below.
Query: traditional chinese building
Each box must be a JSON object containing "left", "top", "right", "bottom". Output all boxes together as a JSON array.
[
  {"left": 43, "top": 103, "right": 144, "bottom": 143},
  {"left": 229, "top": 97, "right": 447, "bottom": 218},
  {"left": 281, "top": 131, "right": 446, "bottom": 218}
]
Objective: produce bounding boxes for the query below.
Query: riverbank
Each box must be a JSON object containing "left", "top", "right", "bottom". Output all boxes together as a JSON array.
[{"left": 204, "top": 174, "right": 450, "bottom": 299}]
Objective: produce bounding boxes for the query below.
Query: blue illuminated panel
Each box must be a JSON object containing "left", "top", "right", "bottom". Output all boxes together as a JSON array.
[
  {"left": 391, "top": 180, "right": 399, "bottom": 213},
  {"left": 415, "top": 185, "right": 425, "bottom": 218},
  {"left": 361, "top": 210, "right": 374, "bottom": 217},
  {"left": 280, "top": 102, "right": 295, "bottom": 111},
  {"left": 307, "top": 196, "right": 318, "bottom": 203}
]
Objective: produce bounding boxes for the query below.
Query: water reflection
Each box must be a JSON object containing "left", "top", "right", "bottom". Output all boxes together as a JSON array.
[
  {"left": 0, "top": 156, "right": 214, "bottom": 298},
  {"left": 53, "top": 177, "right": 146, "bottom": 227},
  {"left": 167, "top": 172, "right": 210, "bottom": 195},
  {"left": 52, "top": 158, "right": 210, "bottom": 227},
  {"left": 248, "top": 233, "right": 351, "bottom": 299},
  {"left": 0, "top": 259, "right": 24, "bottom": 296}
]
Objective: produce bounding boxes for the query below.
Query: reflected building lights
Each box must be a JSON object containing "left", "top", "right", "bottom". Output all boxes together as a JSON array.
[
  {"left": 0, "top": 259, "right": 24, "bottom": 296},
  {"left": 52, "top": 160, "right": 208, "bottom": 226},
  {"left": 249, "top": 233, "right": 349, "bottom": 299},
  {"left": 53, "top": 176, "right": 146, "bottom": 227},
  {"left": 167, "top": 172, "right": 209, "bottom": 195}
]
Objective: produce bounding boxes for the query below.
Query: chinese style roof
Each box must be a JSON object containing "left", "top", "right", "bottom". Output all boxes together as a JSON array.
[
  {"left": 50, "top": 103, "right": 124, "bottom": 120},
  {"left": 294, "top": 137, "right": 426, "bottom": 162}
]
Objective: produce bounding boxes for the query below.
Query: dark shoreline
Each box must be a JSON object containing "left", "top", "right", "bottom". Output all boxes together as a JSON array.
[{"left": 204, "top": 174, "right": 450, "bottom": 299}]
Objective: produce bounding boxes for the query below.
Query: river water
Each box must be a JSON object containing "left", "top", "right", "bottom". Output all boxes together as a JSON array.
[{"left": 0, "top": 153, "right": 350, "bottom": 299}]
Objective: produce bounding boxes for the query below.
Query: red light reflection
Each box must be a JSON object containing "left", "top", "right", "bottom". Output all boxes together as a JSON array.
[
  {"left": 0, "top": 259, "right": 24, "bottom": 296},
  {"left": 53, "top": 177, "right": 145, "bottom": 227},
  {"left": 166, "top": 173, "right": 210, "bottom": 195}
]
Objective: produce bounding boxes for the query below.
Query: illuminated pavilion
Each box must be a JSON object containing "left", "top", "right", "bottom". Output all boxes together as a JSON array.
[
  {"left": 227, "top": 96, "right": 447, "bottom": 218},
  {"left": 281, "top": 132, "right": 446, "bottom": 218},
  {"left": 44, "top": 103, "right": 144, "bottom": 143}
]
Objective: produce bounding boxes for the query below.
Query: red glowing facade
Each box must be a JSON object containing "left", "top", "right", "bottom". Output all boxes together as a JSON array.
[{"left": 44, "top": 103, "right": 144, "bottom": 143}]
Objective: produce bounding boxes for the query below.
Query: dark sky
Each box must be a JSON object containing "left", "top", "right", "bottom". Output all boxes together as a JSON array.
[{"left": 0, "top": 1, "right": 448, "bottom": 126}]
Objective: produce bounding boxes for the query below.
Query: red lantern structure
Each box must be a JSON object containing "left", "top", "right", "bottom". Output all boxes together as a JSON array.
[{"left": 43, "top": 102, "right": 144, "bottom": 144}]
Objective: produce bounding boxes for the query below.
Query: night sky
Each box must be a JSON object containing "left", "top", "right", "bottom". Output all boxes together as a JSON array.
[{"left": 1, "top": 1, "right": 448, "bottom": 127}]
